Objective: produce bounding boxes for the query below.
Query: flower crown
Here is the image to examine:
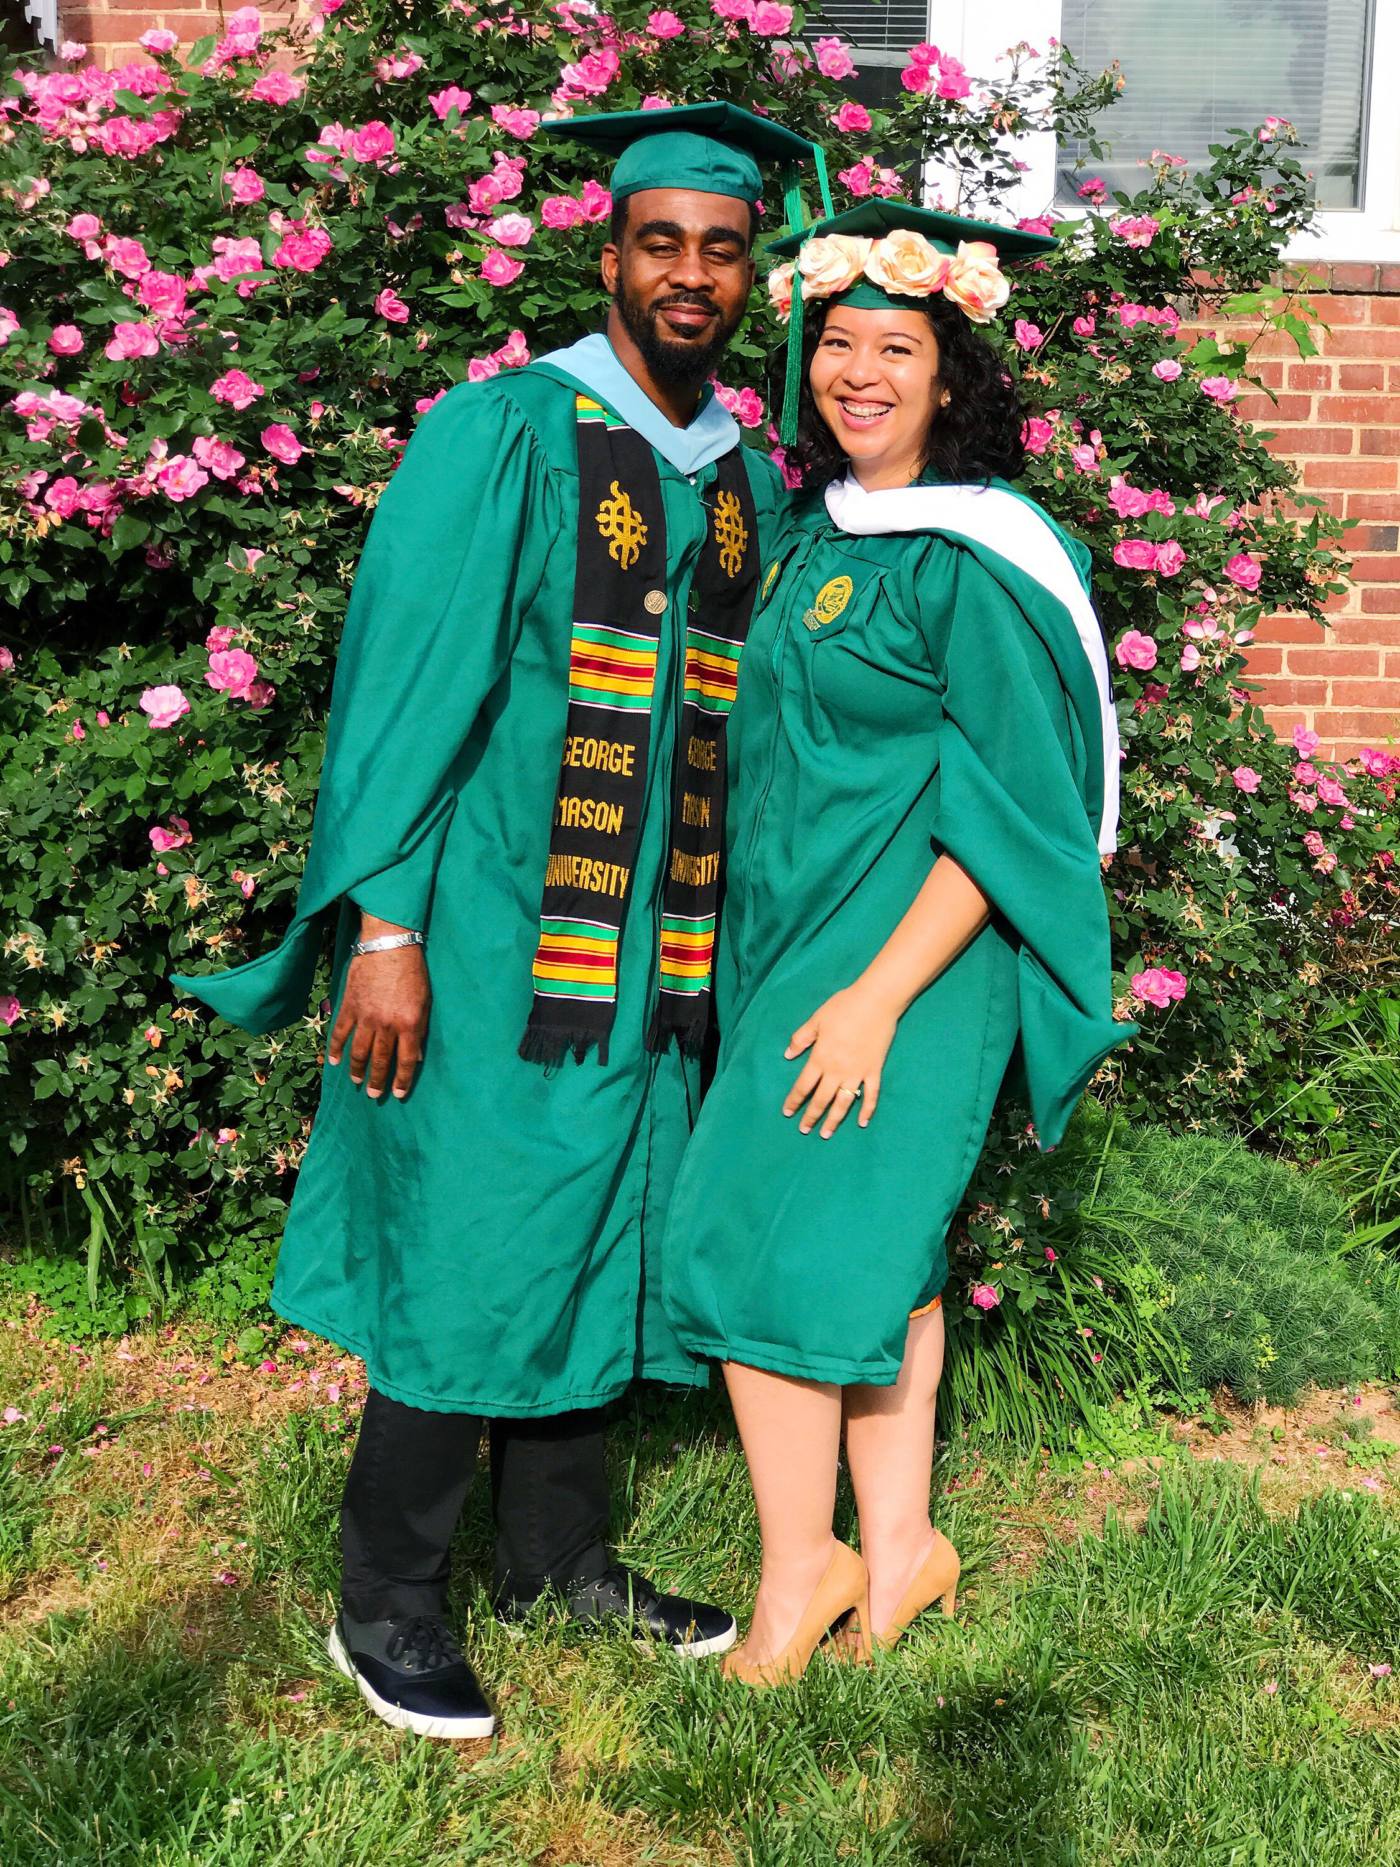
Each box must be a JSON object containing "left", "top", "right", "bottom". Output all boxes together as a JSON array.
[{"left": 769, "top": 230, "right": 1010, "bottom": 326}]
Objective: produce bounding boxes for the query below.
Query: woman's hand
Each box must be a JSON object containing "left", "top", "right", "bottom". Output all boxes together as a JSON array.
[{"left": 782, "top": 982, "right": 900, "bottom": 1138}]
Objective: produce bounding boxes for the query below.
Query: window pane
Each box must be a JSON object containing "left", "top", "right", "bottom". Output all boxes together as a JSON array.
[
  {"left": 1057, "top": 0, "right": 1373, "bottom": 211},
  {"left": 806, "top": 0, "right": 930, "bottom": 111}
]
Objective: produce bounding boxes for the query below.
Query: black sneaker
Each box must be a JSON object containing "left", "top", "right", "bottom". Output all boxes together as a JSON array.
[
  {"left": 327, "top": 1611, "right": 497, "bottom": 1740},
  {"left": 497, "top": 1563, "right": 737, "bottom": 1659}
]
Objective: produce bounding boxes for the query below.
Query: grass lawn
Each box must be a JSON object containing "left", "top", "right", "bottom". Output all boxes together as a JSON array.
[{"left": 1, "top": 1310, "right": 1398, "bottom": 1866}]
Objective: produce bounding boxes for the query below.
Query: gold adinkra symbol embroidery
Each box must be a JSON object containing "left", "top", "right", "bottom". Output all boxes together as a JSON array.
[
  {"left": 713, "top": 489, "right": 748, "bottom": 579},
  {"left": 596, "top": 480, "right": 648, "bottom": 570}
]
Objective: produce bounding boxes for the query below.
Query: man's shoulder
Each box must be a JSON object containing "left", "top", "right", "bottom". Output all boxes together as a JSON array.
[{"left": 412, "top": 368, "right": 582, "bottom": 463}]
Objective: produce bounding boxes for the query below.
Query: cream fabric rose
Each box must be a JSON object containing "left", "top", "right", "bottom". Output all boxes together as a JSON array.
[
  {"left": 941, "top": 240, "right": 1010, "bottom": 324},
  {"left": 798, "top": 233, "right": 872, "bottom": 300},
  {"left": 863, "top": 229, "right": 950, "bottom": 298},
  {"left": 767, "top": 261, "right": 796, "bottom": 320}
]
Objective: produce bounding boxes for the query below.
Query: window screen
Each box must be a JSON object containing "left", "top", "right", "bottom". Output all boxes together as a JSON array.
[
  {"left": 1057, "top": 0, "right": 1374, "bottom": 211},
  {"left": 806, "top": 0, "right": 932, "bottom": 111}
]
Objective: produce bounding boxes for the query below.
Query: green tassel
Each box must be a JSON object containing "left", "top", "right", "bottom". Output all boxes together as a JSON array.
[
  {"left": 813, "top": 144, "right": 834, "bottom": 220},
  {"left": 781, "top": 282, "right": 804, "bottom": 449}
]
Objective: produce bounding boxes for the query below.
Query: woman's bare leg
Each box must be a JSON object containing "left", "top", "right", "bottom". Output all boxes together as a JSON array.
[
  {"left": 722, "top": 1361, "right": 844, "bottom": 1663},
  {"left": 842, "top": 1305, "right": 945, "bottom": 1632}
]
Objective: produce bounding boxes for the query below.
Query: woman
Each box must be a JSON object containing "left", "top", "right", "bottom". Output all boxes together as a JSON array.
[{"left": 661, "top": 202, "right": 1137, "bottom": 1684}]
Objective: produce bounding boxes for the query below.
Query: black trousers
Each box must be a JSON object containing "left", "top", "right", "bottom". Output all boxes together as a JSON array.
[{"left": 339, "top": 1389, "right": 611, "bottom": 1622}]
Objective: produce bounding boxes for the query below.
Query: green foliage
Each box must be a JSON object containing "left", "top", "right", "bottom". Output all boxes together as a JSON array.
[
  {"left": 1304, "top": 994, "right": 1400, "bottom": 1244},
  {"left": 0, "top": 4, "right": 1394, "bottom": 1334},
  {"left": 1078, "top": 1122, "right": 1399, "bottom": 1404}
]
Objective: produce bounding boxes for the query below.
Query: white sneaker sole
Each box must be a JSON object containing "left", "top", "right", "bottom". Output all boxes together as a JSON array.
[{"left": 327, "top": 1625, "right": 497, "bottom": 1741}]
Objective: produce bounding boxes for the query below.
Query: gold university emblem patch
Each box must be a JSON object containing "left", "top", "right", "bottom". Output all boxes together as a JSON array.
[
  {"left": 596, "top": 480, "right": 648, "bottom": 570},
  {"left": 805, "top": 576, "right": 852, "bottom": 631},
  {"left": 713, "top": 488, "right": 748, "bottom": 579}
]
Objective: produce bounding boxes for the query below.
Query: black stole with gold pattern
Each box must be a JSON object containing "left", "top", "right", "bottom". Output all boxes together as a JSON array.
[{"left": 518, "top": 392, "right": 759, "bottom": 1067}]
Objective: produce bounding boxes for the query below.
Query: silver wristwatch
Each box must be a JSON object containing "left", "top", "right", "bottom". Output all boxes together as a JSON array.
[{"left": 349, "top": 930, "right": 425, "bottom": 957}]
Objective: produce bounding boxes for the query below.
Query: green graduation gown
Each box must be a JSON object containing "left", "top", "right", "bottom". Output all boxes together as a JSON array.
[
  {"left": 661, "top": 479, "right": 1136, "bottom": 1387},
  {"left": 171, "top": 355, "right": 781, "bottom": 1415}
]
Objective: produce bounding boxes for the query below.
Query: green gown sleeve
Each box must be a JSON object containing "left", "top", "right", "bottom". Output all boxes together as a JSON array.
[
  {"left": 922, "top": 542, "right": 1136, "bottom": 1149},
  {"left": 169, "top": 381, "right": 545, "bottom": 1033}
]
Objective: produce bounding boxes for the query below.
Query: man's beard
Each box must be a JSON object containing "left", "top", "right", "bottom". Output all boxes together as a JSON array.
[{"left": 615, "top": 280, "right": 742, "bottom": 385}]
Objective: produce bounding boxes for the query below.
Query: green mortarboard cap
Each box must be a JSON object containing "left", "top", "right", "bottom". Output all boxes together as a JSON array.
[
  {"left": 768, "top": 200, "right": 1058, "bottom": 445},
  {"left": 543, "top": 101, "right": 830, "bottom": 213}
]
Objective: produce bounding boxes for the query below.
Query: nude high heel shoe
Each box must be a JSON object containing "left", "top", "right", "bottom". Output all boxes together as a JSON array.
[
  {"left": 872, "top": 1529, "right": 960, "bottom": 1650},
  {"left": 721, "top": 1542, "right": 871, "bottom": 1687}
]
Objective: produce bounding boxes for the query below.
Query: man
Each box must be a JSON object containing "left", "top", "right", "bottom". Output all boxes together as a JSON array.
[{"left": 171, "top": 104, "right": 816, "bottom": 1740}]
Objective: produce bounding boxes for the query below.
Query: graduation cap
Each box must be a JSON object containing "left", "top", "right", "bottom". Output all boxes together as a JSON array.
[
  {"left": 766, "top": 200, "right": 1059, "bottom": 444},
  {"left": 542, "top": 100, "right": 833, "bottom": 235}
]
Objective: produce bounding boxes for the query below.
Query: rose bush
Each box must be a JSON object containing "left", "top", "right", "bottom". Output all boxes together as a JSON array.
[{"left": 0, "top": 2, "right": 1394, "bottom": 1321}]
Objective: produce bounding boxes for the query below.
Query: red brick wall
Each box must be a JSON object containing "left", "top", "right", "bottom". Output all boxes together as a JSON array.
[
  {"left": 56, "top": 0, "right": 301, "bottom": 66},
  {"left": 1227, "top": 270, "right": 1399, "bottom": 763}
]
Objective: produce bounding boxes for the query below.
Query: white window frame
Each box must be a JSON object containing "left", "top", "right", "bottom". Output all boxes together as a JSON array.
[
  {"left": 933, "top": 0, "right": 1400, "bottom": 264},
  {"left": 24, "top": 0, "right": 60, "bottom": 51}
]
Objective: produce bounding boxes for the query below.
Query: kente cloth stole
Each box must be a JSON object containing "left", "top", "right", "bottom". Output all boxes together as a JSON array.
[{"left": 519, "top": 393, "right": 759, "bottom": 1067}]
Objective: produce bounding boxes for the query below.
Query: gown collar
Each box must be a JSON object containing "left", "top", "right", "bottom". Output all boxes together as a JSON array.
[{"left": 537, "top": 333, "right": 741, "bottom": 477}]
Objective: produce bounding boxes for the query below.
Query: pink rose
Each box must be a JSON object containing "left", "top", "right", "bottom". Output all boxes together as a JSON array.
[
  {"left": 429, "top": 85, "right": 473, "bottom": 122},
  {"left": 149, "top": 815, "right": 192, "bottom": 853},
  {"left": 192, "top": 436, "right": 246, "bottom": 481},
  {"left": 1317, "top": 777, "right": 1347, "bottom": 806},
  {"left": 261, "top": 423, "right": 304, "bottom": 465},
  {"left": 1014, "top": 319, "right": 1044, "bottom": 351},
  {"left": 970, "top": 1283, "right": 1001, "bottom": 1311},
  {"left": 140, "top": 27, "right": 179, "bottom": 51},
  {"left": 48, "top": 324, "right": 84, "bottom": 355},
  {"left": 466, "top": 356, "right": 500, "bottom": 383},
  {"left": 488, "top": 213, "right": 533, "bottom": 247},
  {"left": 210, "top": 369, "right": 265, "bottom": 410},
  {"left": 1113, "top": 539, "right": 1158, "bottom": 572},
  {"left": 1115, "top": 629, "right": 1159, "bottom": 670},
  {"left": 206, "top": 625, "right": 238, "bottom": 652},
  {"left": 1232, "top": 766, "right": 1261, "bottom": 793},
  {"left": 491, "top": 106, "right": 540, "bottom": 137},
  {"left": 541, "top": 195, "right": 584, "bottom": 230},
  {"left": 1072, "top": 314, "right": 1096, "bottom": 336},
  {"left": 225, "top": 166, "right": 265, "bottom": 204},
  {"left": 1131, "top": 967, "right": 1187, "bottom": 1009},
  {"left": 1152, "top": 358, "right": 1182, "bottom": 382},
  {"left": 832, "top": 102, "right": 871, "bottom": 133},
  {"left": 750, "top": 1, "right": 793, "bottom": 32},
  {"left": 105, "top": 321, "right": 160, "bottom": 361},
  {"left": 0, "top": 997, "right": 21, "bottom": 1028},
  {"left": 140, "top": 684, "right": 190, "bottom": 729},
  {"left": 157, "top": 455, "right": 210, "bottom": 503},
  {"left": 1293, "top": 761, "right": 1318, "bottom": 785},
  {"left": 249, "top": 71, "right": 304, "bottom": 105},
  {"left": 814, "top": 35, "right": 855, "bottom": 78},
  {"left": 481, "top": 249, "right": 524, "bottom": 286},
  {"left": 1069, "top": 444, "right": 1098, "bottom": 475},
  {"left": 206, "top": 648, "right": 259, "bottom": 699},
  {"left": 1108, "top": 214, "right": 1160, "bottom": 248},
  {"left": 375, "top": 288, "right": 410, "bottom": 322},
  {"left": 0, "top": 647, "right": 14, "bottom": 673},
  {"left": 1293, "top": 725, "right": 1321, "bottom": 755},
  {"left": 347, "top": 120, "right": 396, "bottom": 164},
  {"left": 647, "top": 9, "right": 686, "bottom": 35},
  {"left": 1153, "top": 540, "right": 1186, "bottom": 576},
  {"left": 1200, "top": 376, "right": 1237, "bottom": 402},
  {"left": 493, "top": 329, "right": 530, "bottom": 368},
  {"left": 246, "top": 680, "right": 276, "bottom": 710},
  {"left": 1224, "top": 552, "right": 1262, "bottom": 591},
  {"left": 1021, "top": 416, "right": 1054, "bottom": 456},
  {"left": 578, "top": 180, "right": 612, "bottom": 223}
]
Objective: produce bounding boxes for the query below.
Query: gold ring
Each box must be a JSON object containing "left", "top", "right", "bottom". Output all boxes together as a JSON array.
[{"left": 838, "top": 1084, "right": 862, "bottom": 1099}]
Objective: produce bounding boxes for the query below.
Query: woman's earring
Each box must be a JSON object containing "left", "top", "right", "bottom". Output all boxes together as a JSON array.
[{"left": 940, "top": 392, "right": 952, "bottom": 408}]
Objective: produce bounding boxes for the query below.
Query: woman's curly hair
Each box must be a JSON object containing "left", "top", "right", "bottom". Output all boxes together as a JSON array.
[{"left": 774, "top": 292, "right": 1026, "bottom": 490}]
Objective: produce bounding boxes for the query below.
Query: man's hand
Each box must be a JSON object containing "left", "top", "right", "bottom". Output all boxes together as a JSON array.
[{"left": 327, "top": 913, "right": 430, "bottom": 1100}]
